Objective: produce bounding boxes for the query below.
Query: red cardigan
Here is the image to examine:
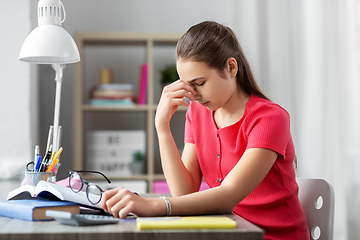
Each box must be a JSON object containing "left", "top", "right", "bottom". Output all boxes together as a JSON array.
[{"left": 184, "top": 95, "right": 309, "bottom": 240}]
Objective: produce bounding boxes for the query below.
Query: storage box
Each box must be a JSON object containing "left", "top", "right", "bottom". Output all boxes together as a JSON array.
[{"left": 86, "top": 130, "right": 146, "bottom": 177}]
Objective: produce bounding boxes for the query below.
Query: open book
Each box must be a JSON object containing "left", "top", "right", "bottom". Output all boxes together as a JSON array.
[{"left": 7, "top": 180, "right": 102, "bottom": 210}]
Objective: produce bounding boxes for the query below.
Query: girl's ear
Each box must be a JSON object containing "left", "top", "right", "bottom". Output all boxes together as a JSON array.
[{"left": 226, "top": 57, "right": 238, "bottom": 78}]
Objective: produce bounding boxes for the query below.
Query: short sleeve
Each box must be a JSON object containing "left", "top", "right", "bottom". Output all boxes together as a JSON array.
[{"left": 245, "top": 105, "right": 291, "bottom": 158}]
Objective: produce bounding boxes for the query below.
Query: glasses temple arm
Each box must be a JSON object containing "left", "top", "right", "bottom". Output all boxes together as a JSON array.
[{"left": 70, "top": 170, "right": 111, "bottom": 184}]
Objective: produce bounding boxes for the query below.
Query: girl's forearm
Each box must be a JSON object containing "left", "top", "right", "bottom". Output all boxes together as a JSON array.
[
  {"left": 167, "top": 185, "right": 236, "bottom": 216},
  {"left": 164, "top": 148, "right": 278, "bottom": 217},
  {"left": 157, "top": 127, "right": 199, "bottom": 196}
]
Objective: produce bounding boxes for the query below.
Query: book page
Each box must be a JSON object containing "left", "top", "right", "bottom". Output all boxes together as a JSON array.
[
  {"left": 35, "top": 181, "right": 102, "bottom": 209},
  {"left": 6, "top": 185, "right": 36, "bottom": 200}
]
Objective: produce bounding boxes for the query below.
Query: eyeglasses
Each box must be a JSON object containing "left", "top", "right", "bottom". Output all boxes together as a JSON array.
[{"left": 69, "top": 170, "right": 111, "bottom": 205}]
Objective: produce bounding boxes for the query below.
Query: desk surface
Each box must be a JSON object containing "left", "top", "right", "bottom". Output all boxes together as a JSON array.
[
  {"left": 0, "top": 181, "right": 263, "bottom": 240},
  {"left": 0, "top": 214, "right": 263, "bottom": 240}
]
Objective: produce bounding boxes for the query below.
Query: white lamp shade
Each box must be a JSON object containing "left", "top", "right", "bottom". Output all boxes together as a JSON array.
[{"left": 19, "top": 24, "right": 80, "bottom": 64}]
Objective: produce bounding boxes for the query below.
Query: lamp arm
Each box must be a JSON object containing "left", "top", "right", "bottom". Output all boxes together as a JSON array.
[{"left": 52, "top": 64, "right": 65, "bottom": 154}]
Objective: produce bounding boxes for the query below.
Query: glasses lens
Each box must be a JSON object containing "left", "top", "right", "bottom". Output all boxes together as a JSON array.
[
  {"left": 69, "top": 172, "right": 83, "bottom": 193},
  {"left": 87, "top": 184, "right": 102, "bottom": 204}
]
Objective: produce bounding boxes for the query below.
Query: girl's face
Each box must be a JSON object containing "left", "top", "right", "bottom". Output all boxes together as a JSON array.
[{"left": 176, "top": 59, "right": 237, "bottom": 111}]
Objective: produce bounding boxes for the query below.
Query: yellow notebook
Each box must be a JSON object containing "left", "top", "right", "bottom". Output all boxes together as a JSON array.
[{"left": 136, "top": 216, "right": 237, "bottom": 230}]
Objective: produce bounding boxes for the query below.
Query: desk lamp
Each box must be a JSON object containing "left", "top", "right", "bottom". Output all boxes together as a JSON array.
[{"left": 19, "top": 0, "right": 80, "bottom": 154}]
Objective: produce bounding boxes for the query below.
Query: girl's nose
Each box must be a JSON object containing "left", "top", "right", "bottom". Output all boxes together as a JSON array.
[{"left": 193, "top": 90, "right": 201, "bottom": 101}]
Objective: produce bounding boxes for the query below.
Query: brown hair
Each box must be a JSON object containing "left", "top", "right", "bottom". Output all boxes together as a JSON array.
[{"left": 176, "top": 21, "right": 269, "bottom": 100}]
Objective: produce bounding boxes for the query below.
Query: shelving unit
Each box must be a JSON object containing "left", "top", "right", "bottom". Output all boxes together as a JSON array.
[{"left": 73, "top": 32, "right": 185, "bottom": 192}]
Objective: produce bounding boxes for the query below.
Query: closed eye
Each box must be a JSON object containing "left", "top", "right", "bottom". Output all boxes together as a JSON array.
[
  {"left": 197, "top": 81, "right": 205, "bottom": 87},
  {"left": 189, "top": 77, "right": 206, "bottom": 87}
]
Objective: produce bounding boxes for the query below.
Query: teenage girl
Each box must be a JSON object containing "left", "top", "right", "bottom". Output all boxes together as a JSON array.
[{"left": 101, "top": 21, "right": 309, "bottom": 240}]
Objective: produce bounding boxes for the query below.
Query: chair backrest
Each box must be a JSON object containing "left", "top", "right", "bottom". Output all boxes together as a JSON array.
[{"left": 297, "top": 178, "right": 335, "bottom": 240}]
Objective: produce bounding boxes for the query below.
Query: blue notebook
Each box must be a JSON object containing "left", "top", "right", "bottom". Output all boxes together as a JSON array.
[{"left": 0, "top": 199, "right": 80, "bottom": 221}]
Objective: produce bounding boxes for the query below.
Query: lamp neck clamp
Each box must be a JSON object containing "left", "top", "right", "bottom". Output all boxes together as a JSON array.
[{"left": 38, "top": 0, "right": 65, "bottom": 26}]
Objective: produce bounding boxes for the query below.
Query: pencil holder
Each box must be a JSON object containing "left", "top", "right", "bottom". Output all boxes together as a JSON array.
[{"left": 24, "top": 171, "right": 55, "bottom": 186}]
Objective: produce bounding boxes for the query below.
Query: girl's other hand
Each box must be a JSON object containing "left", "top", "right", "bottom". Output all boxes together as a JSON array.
[
  {"left": 101, "top": 186, "right": 165, "bottom": 218},
  {"left": 155, "top": 80, "right": 196, "bottom": 130}
]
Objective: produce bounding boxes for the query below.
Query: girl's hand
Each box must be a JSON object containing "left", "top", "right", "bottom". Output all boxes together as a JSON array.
[
  {"left": 101, "top": 186, "right": 165, "bottom": 218},
  {"left": 155, "top": 80, "right": 196, "bottom": 130}
]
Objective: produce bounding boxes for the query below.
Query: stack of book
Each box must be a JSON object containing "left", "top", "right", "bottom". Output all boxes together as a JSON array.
[{"left": 89, "top": 83, "right": 135, "bottom": 106}]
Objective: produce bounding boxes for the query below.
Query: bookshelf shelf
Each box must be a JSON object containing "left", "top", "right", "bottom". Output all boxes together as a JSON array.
[
  {"left": 82, "top": 105, "right": 151, "bottom": 112},
  {"left": 81, "top": 174, "right": 151, "bottom": 181},
  {"left": 82, "top": 105, "right": 188, "bottom": 112},
  {"left": 73, "top": 32, "right": 184, "bottom": 193}
]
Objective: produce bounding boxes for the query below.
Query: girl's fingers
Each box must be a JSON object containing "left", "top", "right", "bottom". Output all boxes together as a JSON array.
[
  {"left": 182, "top": 89, "right": 196, "bottom": 102},
  {"left": 166, "top": 98, "right": 190, "bottom": 107},
  {"left": 119, "top": 203, "right": 134, "bottom": 219},
  {"left": 102, "top": 187, "right": 127, "bottom": 213},
  {"left": 101, "top": 188, "right": 123, "bottom": 212},
  {"left": 155, "top": 79, "right": 196, "bottom": 128},
  {"left": 164, "top": 89, "right": 195, "bottom": 103},
  {"left": 164, "top": 79, "right": 197, "bottom": 96},
  {"left": 102, "top": 187, "right": 142, "bottom": 218},
  {"left": 109, "top": 196, "right": 129, "bottom": 218},
  {"left": 110, "top": 193, "right": 139, "bottom": 218}
]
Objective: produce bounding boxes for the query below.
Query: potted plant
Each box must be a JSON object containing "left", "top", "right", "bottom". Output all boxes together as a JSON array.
[
  {"left": 160, "top": 64, "right": 179, "bottom": 86},
  {"left": 131, "top": 151, "right": 145, "bottom": 175}
]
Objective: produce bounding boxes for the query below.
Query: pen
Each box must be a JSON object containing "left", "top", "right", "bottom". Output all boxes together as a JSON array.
[
  {"left": 53, "top": 147, "right": 63, "bottom": 163},
  {"left": 47, "top": 147, "right": 63, "bottom": 169},
  {"left": 34, "top": 145, "right": 39, "bottom": 171},
  {"left": 43, "top": 158, "right": 59, "bottom": 181},
  {"left": 50, "top": 151, "right": 56, "bottom": 162},
  {"left": 40, "top": 145, "right": 52, "bottom": 172},
  {"left": 46, "top": 158, "right": 59, "bottom": 173},
  {"left": 35, "top": 156, "right": 41, "bottom": 172}
]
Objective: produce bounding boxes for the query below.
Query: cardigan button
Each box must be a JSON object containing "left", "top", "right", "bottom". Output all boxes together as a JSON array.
[
  {"left": 218, "top": 178, "right": 222, "bottom": 183},
  {"left": 217, "top": 154, "right": 220, "bottom": 158}
]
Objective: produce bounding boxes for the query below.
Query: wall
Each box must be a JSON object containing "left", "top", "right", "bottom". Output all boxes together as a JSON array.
[
  {"left": 37, "top": 0, "right": 234, "bottom": 179},
  {"left": 0, "top": 0, "right": 35, "bottom": 179}
]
